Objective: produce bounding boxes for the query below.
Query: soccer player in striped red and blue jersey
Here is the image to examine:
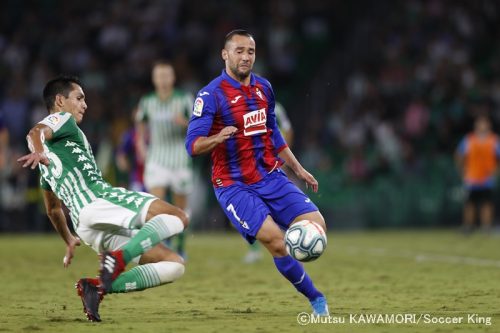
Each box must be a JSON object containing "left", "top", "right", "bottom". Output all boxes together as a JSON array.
[{"left": 185, "top": 30, "right": 329, "bottom": 316}]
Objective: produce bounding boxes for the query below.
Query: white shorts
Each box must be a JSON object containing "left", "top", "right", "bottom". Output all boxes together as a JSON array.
[
  {"left": 76, "top": 196, "right": 156, "bottom": 262},
  {"left": 144, "top": 162, "right": 193, "bottom": 195}
]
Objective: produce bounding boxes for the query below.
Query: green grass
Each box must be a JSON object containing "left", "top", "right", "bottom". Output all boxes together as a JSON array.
[{"left": 1, "top": 230, "right": 499, "bottom": 333}]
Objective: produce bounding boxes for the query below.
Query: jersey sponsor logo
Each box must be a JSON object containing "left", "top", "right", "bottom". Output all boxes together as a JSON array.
[
  {"left": 193, "top": 97, "right": 204, "bottom": 116},
  {"left": 305, "top": 198, "right": 311, "bottom": 203},
  {"left": 231, "top": 95, "right": 242, "bottom": 104},
  {"left": 199, "top": 91, "right": 210, "bottom": 96},
  {"left": 243, "top": 108, "right": 267, "bottom": 136}
]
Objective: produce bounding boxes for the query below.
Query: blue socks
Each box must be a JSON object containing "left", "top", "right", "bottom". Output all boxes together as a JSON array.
[{"left": 273, "top": 255, "right": 323, "bottom": 301}]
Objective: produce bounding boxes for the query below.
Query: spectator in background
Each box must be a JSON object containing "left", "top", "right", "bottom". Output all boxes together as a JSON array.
[{"left": 455, "top": 115, "right": 500, "bottom": 233}]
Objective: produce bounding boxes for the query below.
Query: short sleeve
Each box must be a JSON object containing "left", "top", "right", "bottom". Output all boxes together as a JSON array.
[
  {"left": 38, "top": 112, "right": 74, "bottom": 140},
  {"left": 136, "top": 97, "right": 148, "bottom": 122},
  {"left": 185, "top": 91, "right": 217, "bottom": 156}
]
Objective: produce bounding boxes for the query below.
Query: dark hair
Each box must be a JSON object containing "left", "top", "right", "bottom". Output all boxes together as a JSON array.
[
  {"left": 224, "top": 29, "right": 254, "bottom": 48},
  {"left": 43, "top": 75, "right": 82, "bottom": 111}
]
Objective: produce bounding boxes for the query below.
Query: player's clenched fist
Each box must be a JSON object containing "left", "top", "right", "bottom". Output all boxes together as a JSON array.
[{"left": 216, "top": 126, "right": 237, "bottom": 143}]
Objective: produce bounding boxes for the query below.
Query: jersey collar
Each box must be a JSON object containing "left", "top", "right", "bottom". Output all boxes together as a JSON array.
[{"left": 222, "top": 70, "right": 256, "bottom": 89}]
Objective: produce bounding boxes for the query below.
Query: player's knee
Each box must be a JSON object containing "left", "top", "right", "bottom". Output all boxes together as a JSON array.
[
  {"left": 309, "top": 213, "right": 326, "bottom": 232},
  {"left": 156, "top": 208, "right": 189, "bottom": 230},
  {"left": 178, "top": 210, "right": 189, "bottom": 229},
  {"left": 264, "top": 237, "right": 287, "bottom": 257},
  {"left": 171, "top": 262, "right": 185, "bottom": 281},
  {"left": 155, "top": 261, "right": 185, "bottom": 283},
  {"left": 167, "top": 251, "right": 185, "bottom": 265},
  {"left": 165, "top": 207, "right": 189, "bottom": 229},
  {"left": 315, "top": 216, "right": 327, "bottom": 232}
]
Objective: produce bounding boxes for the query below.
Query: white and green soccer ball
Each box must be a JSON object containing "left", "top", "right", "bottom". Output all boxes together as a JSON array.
[{"left": 285, "top": 220, "right": 327, "bottom": 262}]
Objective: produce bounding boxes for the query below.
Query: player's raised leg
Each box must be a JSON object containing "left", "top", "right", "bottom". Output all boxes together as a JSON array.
[
  {"left": 99, "top": 199, "right": 188, "bottom": 293},
  {"left": 148, "top": 186, "right": 174, "bottom": 248},
  {"left": 256, "top": 216, "right": 329, "bottom": 316}
]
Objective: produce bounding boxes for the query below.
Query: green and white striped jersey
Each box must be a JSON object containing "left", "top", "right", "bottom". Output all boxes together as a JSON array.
[
  {"left": 137, "top": 89, "right": 193, "bottom": 169},
  {"left": 38, "top": 112, "right": 152, "bottom": 230},
  {"left": 274, "top": 102, "right": 292, "bottom": 133}
]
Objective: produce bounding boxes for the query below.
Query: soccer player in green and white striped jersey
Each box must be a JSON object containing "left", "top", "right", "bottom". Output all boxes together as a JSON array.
[
  {"left": 18, "top": 76, "right": 189, "bottom": 322},
  {"left": 136, "top": 61, "right": 193, "bottom": 258}
]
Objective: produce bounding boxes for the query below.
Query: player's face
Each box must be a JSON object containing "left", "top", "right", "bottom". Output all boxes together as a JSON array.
[
  {"left": 223, "top": 35, "right": 256, "bottom": 81},
  {"left": 152, "top": 64, "right": 175, "bottom": 91},
  {"left": 475, "top": 117, "right": 491, "bottom": 134},
  {"left": 62, "top": 84, "right": 87, "bottom": 124}
]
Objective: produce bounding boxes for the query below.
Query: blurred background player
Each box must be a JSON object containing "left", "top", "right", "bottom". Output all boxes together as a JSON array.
[
  {"left": 455, "top": 115, "right": 500, "bottom": 233},
  {"left": 186, "top": 29, "right": 329, "bottom": 316},
  {"left": 136, "top": 61, "right": 194, "bottom": 258},
  {"left": 243, "top": 100, "right": 294, "bottom": 263},
  {"left": 274, "top": 102, "right": 294, "bottom": 146},
  {"left": 116, "top": 107, "right": 145, "bottom": 192}
]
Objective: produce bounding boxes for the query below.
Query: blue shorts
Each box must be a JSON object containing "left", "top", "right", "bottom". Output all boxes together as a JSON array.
[{"left": 214, "top": 169, "right": 319, "bottom": 243}]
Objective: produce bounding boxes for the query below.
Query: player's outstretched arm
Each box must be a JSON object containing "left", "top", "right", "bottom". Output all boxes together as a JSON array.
[
  {"left": 42, "top": 189, "right": 81, "bottom": 267},
  {"left": 191, "top": 126, "right": 237, "bottom": 155},
  {"left": 279, "top": 147, "right": 319, "bottom": 193},
  {"left": 17, "top": 124, "right": 53, "bottom": 169}
]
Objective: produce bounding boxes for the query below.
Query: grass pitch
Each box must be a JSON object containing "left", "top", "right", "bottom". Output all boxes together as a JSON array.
[{"left": 1, "top": 230, "right": 499, "bottom": 333}]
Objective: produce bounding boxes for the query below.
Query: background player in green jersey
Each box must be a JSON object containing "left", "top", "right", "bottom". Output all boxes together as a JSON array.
[
  {"left": 136, "top": 61, "right": 193, "bottom": 258},
  {"left": 18, "top": 76, "right": 189, "bottom": 322}
]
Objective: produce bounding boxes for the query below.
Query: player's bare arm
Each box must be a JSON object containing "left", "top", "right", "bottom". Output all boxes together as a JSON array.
[
  {"left": 173, "top": 113, "right": 190, "bottom": 127},
  {"left": 42, "top": 189, "right": 81, "bottom": 267},
  {"left": 17, "top": 124, "right": 53, "bottom": 169},
  {"left": 192, "top": 126, "right": 237, "bottom": 155},
  {"left": 135, "top": 119, "right": 148, "bottom": 163},
  {"left": 278, "top": 147, "right": 319, "bottom": 193}
]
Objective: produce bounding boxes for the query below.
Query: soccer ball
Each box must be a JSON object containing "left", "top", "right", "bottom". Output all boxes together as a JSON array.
[{"left": 285, "top": 220, "right": 327, "bottom": 262}]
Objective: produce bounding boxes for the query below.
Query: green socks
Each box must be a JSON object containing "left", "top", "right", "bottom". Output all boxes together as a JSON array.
[
  {"left": 111, "top": 261, "right": 185, "bottom": 293},
  {"left": 121, "top": 214, "right": 184, "bottom": 264}
]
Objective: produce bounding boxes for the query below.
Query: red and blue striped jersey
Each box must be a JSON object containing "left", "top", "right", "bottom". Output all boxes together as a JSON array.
[{"left": 186, "top": 70, "right": 288, "bottom": 187}]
